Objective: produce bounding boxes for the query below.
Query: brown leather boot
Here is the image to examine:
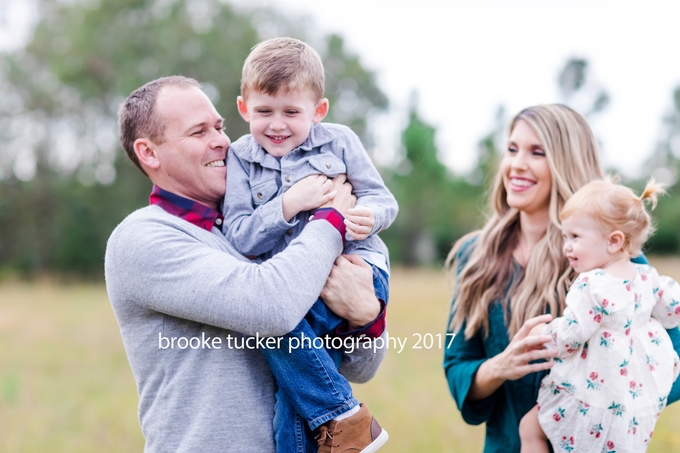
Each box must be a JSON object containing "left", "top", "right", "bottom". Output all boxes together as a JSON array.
[{"left": 315, "top": 403, "right": 389, "bottom": 453}]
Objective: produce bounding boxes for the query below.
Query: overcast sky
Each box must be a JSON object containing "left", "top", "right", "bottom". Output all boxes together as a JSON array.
[
  {"left": 4, "top": 0, "right": 680, "bottom": 177},
  {"left": 248, "top": 0, "right": 680, "bottom": 177}
]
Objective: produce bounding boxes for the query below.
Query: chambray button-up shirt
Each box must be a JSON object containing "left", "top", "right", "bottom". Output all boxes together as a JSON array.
[{"left": 223, "top": 123, "right": 398, "bottom": 271}]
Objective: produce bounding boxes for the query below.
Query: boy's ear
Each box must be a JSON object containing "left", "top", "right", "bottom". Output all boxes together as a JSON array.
[
  {"left": 607, "top": 230, "right": 626, "bottom": 254},
  {"left": 237, "top": 96, "right": 250, "bottom": 122},
  {"left": 134, "top": 138, "right": 160, "bottom": 172},
  {"left": 313, "top": 98, "right": 329, "bottom": 123}
]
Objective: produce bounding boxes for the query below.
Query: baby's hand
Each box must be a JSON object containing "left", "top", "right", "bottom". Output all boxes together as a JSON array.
[
  {"left": 282, "top": 174, "right": 336, "bottom": 222},
  {"left": 344, "top": 206, "right": 375, "bottom": 241}
]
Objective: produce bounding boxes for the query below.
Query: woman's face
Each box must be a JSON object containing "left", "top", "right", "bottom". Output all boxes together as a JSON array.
[{"left": 501, "top": 119, "right": 552, "bottom": 216}]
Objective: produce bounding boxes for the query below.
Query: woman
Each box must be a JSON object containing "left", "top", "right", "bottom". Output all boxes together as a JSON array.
[{"left": 443, "top": 104, "right": 680, "bottom": 452}]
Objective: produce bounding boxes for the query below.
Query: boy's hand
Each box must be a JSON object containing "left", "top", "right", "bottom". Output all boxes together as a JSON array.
[
  {"left": 282, "top": 174, "right": 336, "bottom": 222},
  {"left": 344, "top": 206, "right": 374, "bottom": 241}
]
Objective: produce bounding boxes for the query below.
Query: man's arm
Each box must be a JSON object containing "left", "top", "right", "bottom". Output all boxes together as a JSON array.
[
  {"left": 321, "top": 253, "right": 387, "bottom": 383},
  {"left": 106, "top": 176, "right": 358, "bottom": 337},
  {"left": 106, "top": 214, "right": 342, "bottom": 337}
]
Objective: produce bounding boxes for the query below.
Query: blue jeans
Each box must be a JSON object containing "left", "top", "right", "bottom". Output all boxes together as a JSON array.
[{"left": 260, "top": 264, "right": 390, "bottom": 453}]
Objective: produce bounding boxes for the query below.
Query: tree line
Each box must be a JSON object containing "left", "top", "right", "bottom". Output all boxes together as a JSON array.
[{"left": 1, "top": 0, "right": 680, "bottom": 278}]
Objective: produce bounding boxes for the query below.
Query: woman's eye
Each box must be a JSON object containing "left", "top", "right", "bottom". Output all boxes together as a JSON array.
[
  {"left": 533, "top": 149, "right": 546, "bottom": 156},
  {"left": 507, "top": 146, "right": 517, "bottom": 153}
]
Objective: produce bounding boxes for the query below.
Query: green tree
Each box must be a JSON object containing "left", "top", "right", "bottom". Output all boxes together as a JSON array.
[
  {"left": 0, "top": 0, "right": 386, "bottom": 277},
  {"left": 641, "top": 86, "right": 680, "bottom": 254},
  {"left": 382, "top": 95, "right": 483, "bottom": 266}
]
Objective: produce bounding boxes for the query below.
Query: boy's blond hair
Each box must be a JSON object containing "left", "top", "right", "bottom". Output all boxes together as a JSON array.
[
  {"left": 241, "top": 37, "right": 325, "bottom": 100},
  {"left": 560, "top": 177, "right": 667, "bottom": 257}
]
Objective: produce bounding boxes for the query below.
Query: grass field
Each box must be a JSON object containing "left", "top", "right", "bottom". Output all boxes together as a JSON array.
[{"left": 1, "top": 259, "right": 680, "bottom": 452}]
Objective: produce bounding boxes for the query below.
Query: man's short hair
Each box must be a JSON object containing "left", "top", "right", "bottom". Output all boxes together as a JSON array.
[
  {"left": 241, "top": 37, "right": 325, "bottom": 101},
  {"left": 118, "top": 76, "right": 201, "bottom": 176}
]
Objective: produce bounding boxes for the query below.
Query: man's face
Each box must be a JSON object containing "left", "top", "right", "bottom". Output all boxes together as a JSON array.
[
  {"left": 237, "top": 88, "right": 328, "bottom": 158},
  {"left": 151, "top": 86, "right": 229, "bottom": 210}
]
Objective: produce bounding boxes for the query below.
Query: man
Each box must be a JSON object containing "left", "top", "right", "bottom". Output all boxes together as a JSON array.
[{"left": 106, "top": 76, "right": 387, "bottom": 452}]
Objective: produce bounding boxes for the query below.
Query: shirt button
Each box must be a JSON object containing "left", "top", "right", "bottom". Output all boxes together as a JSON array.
[
  {"left": 286, "top": 229, "right": 293, "bottom": 236},
  {"left": 285, "top": 175, "right": 291, "bottom": 182},
  {"left": 215, "top": 218, "right": 223, "bottom": 225},
  {"left": 326, "top": 162, "right": 332, "bottom": 169},
  {"left": 256, "top": 193, "right": 263, "bottom": 200}
]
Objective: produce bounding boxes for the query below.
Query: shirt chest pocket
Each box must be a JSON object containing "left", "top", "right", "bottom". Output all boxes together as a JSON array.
[
  {"left": 250, "top": 177, "right": 279, "bottom": 206},
  {"left": 306, "top": 154, "right": 347, "bottom": 178}
]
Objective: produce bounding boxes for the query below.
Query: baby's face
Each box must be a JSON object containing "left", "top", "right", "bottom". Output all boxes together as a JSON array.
[
  {"left": 237, "top": 88, "right": 328, "bottom": 157},
  {"left": 561, "top": 213, "right": 611, "bottom": 274}
]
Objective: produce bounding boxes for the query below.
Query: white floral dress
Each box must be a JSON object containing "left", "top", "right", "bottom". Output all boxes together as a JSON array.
[{"left": 537, "top": 265, "right": 680, "bottom": 453}]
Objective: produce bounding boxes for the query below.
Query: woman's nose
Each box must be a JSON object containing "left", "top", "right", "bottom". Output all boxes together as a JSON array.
[{"left": 511, "top": 150, "right": 528, "bottom": 170}]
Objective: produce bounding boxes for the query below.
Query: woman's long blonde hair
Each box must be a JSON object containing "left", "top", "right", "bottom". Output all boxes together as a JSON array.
[{"left": 447, "top": 104, "right": 604, "bottom": 339}]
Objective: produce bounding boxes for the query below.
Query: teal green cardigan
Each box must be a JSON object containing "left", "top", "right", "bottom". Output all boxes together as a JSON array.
[{"left": 443, "top": 238, "right": 680, "bottom": 453}]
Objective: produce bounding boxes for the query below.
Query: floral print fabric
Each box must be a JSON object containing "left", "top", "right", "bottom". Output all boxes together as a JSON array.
[{"left": 537, "top": 265, "right": 680, "bottom": 452}]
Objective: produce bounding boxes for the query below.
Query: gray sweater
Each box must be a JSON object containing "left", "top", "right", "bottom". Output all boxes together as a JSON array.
[{"left": 105, "top": 205, "right": 386, "bottom": 452}]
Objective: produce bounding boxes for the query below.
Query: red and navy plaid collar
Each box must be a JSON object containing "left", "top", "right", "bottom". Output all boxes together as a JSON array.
[{"left": 149, "top": 185, "right": 224, "bottom": 231}]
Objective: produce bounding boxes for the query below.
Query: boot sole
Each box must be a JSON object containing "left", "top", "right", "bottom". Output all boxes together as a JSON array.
[{"left": 360, "top": 429, "right": 389, "bottom": 453}]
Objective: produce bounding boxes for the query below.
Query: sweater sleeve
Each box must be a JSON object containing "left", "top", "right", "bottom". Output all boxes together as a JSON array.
[
  {"left": 442, "top": 236, "right": 498, "bottom": 425},
  {"left": 334, "top": 125, "right": 398, "bottom": 235},
  {"left": 105, "top": 212, "right": 342, "bottom": 337},
  {"left": 222, "top": 148, "right": 296, "bottom": 257},
  {"left": 443, "top": 322, "right": 499, "bottom": 425}
]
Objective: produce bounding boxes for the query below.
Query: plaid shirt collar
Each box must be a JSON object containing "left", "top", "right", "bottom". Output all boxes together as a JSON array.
[{"left": 149, "top": 185, "right": 224, "bottom": 231}]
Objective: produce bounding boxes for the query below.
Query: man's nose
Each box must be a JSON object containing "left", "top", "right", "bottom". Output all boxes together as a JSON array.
[{"left": 211, "top": 129, "right": 229, "bottom": 148}]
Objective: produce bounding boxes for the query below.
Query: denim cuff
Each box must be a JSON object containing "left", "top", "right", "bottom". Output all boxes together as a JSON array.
[{"left": 334, "top": 300, "right": 386, "bottom": 339}]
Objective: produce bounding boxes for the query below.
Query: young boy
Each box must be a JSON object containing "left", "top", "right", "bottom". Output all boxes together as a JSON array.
[{"left": 222, "top": 37, "right": 397, "bottom": 453}]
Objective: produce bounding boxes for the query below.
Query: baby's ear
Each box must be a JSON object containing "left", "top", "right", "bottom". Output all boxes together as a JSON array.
[
  {"left": 313, "top": 98, "right": 329, "bottom": 123},
  {"left": 237, "top": 96, "right": 250, "bottom": 122},
  {"left": 607, "top": 230, "right": 626, "bottom": 253}
]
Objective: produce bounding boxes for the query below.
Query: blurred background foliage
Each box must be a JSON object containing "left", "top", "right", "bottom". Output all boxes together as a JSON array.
[{"left": 1, "top": 0, "right": 680, "bottom": 278}]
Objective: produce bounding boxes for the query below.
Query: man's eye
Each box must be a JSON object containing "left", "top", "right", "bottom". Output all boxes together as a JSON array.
[{"left": 193, "top": 130, "right": 205, "bottom": 136}]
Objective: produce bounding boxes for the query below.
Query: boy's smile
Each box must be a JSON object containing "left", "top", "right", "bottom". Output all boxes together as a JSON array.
[{"left": 237, "top": 89, "right": 329, "bottom": 158}]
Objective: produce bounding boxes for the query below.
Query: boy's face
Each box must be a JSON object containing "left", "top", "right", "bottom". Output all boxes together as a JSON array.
[{"left": 237, "top": 88, "right": 328, "bottom": 157}]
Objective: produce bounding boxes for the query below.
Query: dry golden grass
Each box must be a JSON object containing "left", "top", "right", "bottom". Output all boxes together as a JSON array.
[{"left": 1, "top": 258, "right": 680, "bottom": 451}]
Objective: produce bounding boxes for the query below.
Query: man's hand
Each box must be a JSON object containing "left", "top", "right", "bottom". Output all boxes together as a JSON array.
[
  {"left": 320, "top": 254, "right": 380, "bottom": 329},
  {"left": 345, "top": 206, "right": 375, "bottom": 241},
  {"left": 282, "top": 174, "right": 336, "bottom": 222},
  {"left": 319, "top": 174, "right": 356, "bottom": 218}
]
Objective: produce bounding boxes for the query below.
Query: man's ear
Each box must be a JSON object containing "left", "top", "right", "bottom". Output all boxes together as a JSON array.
[
  {"left": 607, "top": 230, "right": 626, "bottom": 254},
  {"left": 313, "top": 98, "right": 329, "bottom": 123},
  {"left": 133, "top": 138, "right": 160, "bottom": 172},
  {"left": 237, "top": 96, "right": 250, "bottom": 122}
]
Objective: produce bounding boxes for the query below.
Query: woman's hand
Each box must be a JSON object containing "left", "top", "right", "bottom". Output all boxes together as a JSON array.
[{"left": 468, "top": 314, "right": 556, "bottom": 401}]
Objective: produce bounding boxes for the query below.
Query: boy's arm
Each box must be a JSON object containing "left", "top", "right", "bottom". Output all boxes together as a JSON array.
[
  {"left": 333, "top": 125, "right": 398, "bottom": 235},
  {"left": 223, "top": 150, "right": 297, "bottom": 257}
]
